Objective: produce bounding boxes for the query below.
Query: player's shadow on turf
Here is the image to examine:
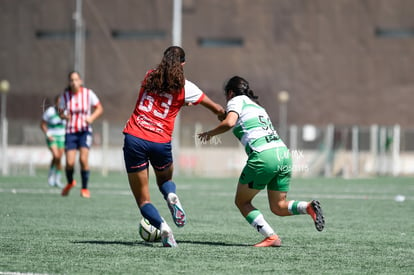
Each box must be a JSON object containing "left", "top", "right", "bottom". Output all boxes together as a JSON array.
[
  {"left": 73, "top": 240, "right": 249, "bottom": 247},
  {"left": 73, "top": 240, "right": 139, "bottom": 246},
  {"left": 179, "top": 240, "right": 249, "bottom": 247}
]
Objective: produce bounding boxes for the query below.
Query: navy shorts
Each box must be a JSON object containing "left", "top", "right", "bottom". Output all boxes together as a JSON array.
[
  {"left": 65, "top": 131, "right": 92, "bottom": 150},
  {"left": 123, "top": 133, "right": 173, "bottom": 173}
]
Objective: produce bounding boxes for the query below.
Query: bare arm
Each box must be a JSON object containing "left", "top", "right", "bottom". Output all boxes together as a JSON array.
[
  {"left": 199, "top": 95, "right": 226, "bottom": 120},
  {"left": 40, "top": 120, "right": 53, "bottom": 141},
  {"left": 86, "top": 103, "right": 104, "bottom": 124},
  {"left": 198, "top": 111, "right": 238, "bottom": 142}
]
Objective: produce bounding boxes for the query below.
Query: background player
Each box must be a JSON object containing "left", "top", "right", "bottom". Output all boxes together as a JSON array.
[
  {"left": 59, "top": 71, "right": 104, "bottom": 198},
  {"left": 123, "top": 46, "right": 225, "bottom": 247},
  {"left": 198, "top": 76, "right": 325, "bottom": 247},
  {"left": 40, "top": 95, "right": 66, "bottom": 188}
]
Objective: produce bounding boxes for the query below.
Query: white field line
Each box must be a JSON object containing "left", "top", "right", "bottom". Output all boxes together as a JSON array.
[
  {"left": 0, "top": 188, "right": 131, "bottom": 196},
  {"left": 0, "top": 188, "right": 411, "bottom": 201},
  {"left": 0, "top": 272, "right": 54, "bottom": 275}
]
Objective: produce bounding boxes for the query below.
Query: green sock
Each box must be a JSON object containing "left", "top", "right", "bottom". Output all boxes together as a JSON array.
[{"left": 288, "top": 200, "right": 308, "bottom": 215}]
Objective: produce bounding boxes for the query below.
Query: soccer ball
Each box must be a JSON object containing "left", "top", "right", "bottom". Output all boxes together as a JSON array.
[{"left": 138, "top": 218, "right": 161, "bottom": 242}]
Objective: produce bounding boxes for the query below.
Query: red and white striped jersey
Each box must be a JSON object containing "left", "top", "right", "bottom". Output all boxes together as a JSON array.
[
  {"left": 60, "top": 87, "right": 101, "bottom": 133},
  {"left": 123, "top": 74, "right": 205, "bottom": 143}
]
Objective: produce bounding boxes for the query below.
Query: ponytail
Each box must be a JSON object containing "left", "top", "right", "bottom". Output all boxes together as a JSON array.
[
  {"left": 143, "top": 46, "right": 186, "bottom": 94},
  {"left": 224, "top": 76, "right": 260, "bottom": 104},
  {"left": 246, "top": 89, "right": 259, "bottom": 102}
]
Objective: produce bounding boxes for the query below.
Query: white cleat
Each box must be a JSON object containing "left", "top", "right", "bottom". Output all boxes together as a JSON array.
[
  {"left": 167, "top": 193, "right": 186, "bottom": 227},
  {"left": 160, "top": 223, "right": 178, "bottom": 248}
]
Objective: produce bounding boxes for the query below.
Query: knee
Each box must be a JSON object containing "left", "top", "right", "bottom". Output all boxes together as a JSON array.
[
  {"left": 79, "top": 158, "right": 89, "bottom": 168},
  {"left": 53, "top": 157, "right": 61, "bottom": 164},
  {"left": 234, "top": 199, "right": 239, "bottom": 210},
  {"left": 66, "top": 161, "right": 75, "bottom": 168},
  {"left": 234, "top": 197, "right": 242, "bottom": 209},
  {"left": 270, "top": 201, "right": 287, "bottom": 216},
  {"left": 234, "top": 197, "right": 250, "bottom": 211},
  {"left": 79, "top": 156, "right": 88, "bottom": 164},
  {"left": 270, "top": 207, "right": 283, "bottom": 216}
]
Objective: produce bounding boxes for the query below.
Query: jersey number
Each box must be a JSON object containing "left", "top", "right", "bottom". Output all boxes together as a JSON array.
[
  {"left": 258, "top": 115, "right": 274, "bottom": 132},
  {"left": 138, "top": 91, "right": 173, "bottom": 119},
  {"left": 259, "top": 115, "right": 279, "bottom": 140}
]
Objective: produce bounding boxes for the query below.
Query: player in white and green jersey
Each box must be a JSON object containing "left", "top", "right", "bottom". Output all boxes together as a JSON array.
[
  {"left": 40, "top": 95, "right": 66, "bottom": 188},
  {"left": 198, "top": 76, "right": 325, "bottom": 247}
]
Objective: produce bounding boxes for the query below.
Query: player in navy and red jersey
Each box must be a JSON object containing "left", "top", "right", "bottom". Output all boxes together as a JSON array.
[
  {"left": 59, "top": 71, "right": 104, "bottom": 198},
  {"left": 123, "top": 46, "right": 225, "bottom": 247}
]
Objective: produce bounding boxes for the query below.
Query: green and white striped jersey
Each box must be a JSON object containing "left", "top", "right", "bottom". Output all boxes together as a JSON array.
[
  {"left": 226, "top": 95, "right": 286, "bottom": 154},
  {"left": 42, "top": 106, "right": 66, "bottom": 137}
]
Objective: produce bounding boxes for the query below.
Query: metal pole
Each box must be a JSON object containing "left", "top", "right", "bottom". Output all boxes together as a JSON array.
[
  {"left": 324, "top": 124, "right": 334, "bottom": 177},
  {"left": 74, "top": 0, "right": 85, "bottom": 78},
  {"left": 0, "top": 80, "right": 10, "bottom": 176},
  {"left": 172, "top": 0, "right": 182, "bottom": 47},
  {"left": 279, "top": 103, "right": 287, "bottom": 141},
  {"left": 370, "top": 124, "right": 378, "bottom": 175},
  {"left": 392, "top": 124, "right": 400, "bottom": 177},
  {"left": 278, "top": 91, "right": 289, "bottom": 141},
  {"left": 0, "top": 92, "right": 5, "bottom": 131},
  {"left": 101, "top": 120, "right": 109, "bottom": 176},
  {"left": 351, "top": 126, "right": 359, "bottom": 177},
  {"left": 172, "top": 0, "right": 182, "bottom": 174},
  {"left": 1, "top": 119, "right": 7, "bottom": 175},
  {"left": 379, "top": 126, "right": 387, "bottom": 175},
  {"left": 289, "top": 125, "right": 297, "bottom": 151}
]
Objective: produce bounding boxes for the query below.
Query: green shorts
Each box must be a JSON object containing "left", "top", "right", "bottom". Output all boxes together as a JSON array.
[
  {"left": 239, "top": 147, "right": 292, "bottom": 192},
  {"left": 46, "top": 135, "right": 65, "bottom": 149}
]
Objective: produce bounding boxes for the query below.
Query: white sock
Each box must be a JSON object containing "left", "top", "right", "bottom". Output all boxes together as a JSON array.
[
  {"left": 250, "top": 214, "right": 275, "bottom": 238},
  {"left": 160, "top": 221, "right": 172, "bottom": 235},
  {"left": 48, "top": 166, "right": 56, "bottom": 186},
  {"left": 167, "top": 193, "right": 178, "bottom": 204},
  {"left": 55, "top": 170, "right": 62, "bottom": 187}
]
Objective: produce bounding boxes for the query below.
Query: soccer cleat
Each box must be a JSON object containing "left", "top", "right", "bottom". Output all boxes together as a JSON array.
[
  {"left": 167, "top": 193, "right": 186, "bottom": 227},
  {"left": 253, "top": 235, "right": 282, "bottom": 247},
  {"left": 55, "top": 179, "right": 64, "bottom": 189},
  {"left": 307, "top": 200, "right": 325, "bottom": 232},
  {"left": 55, "top": 172, "right": 64, "bottom": 188},
  {"left": 161, "top": 228, "right": 178, "bottom": 248},
  {"left": 80, "top": 188, "right": 91, "bottom": 198},
  {"left": 61, "top": 180, "right": 76, "bottom": 196}
]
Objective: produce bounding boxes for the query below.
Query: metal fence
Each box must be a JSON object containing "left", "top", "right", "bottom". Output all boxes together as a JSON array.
[{"left": 0, "top": 119, "right": 411, "bottom": 177}]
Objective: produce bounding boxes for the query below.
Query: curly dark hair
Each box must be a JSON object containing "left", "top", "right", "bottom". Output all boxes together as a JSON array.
[{"left": 142, "top": 46, "right": 186, "bottom": 94}]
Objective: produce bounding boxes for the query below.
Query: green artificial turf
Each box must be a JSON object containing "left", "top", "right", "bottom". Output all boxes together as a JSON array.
[{"left": 1, "top": 172, "right": 413, "bottom": 274}]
